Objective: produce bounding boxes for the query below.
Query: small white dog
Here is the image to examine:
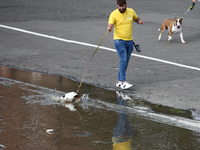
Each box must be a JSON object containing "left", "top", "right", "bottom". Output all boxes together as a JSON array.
[
  {"left": 53, "top": 92, "right": 80, "bottom": 111},
  {"left": 158, "top": 17, "right": 185, "bottom": 44},
  {"left": 60, "top": 92, "right": 80, "bottom": 103}
]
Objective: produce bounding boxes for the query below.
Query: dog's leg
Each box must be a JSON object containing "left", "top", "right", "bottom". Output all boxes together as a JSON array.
[
  {"left": 168, "top": 35, "right": 172, "bottom": 41},
  {"left": 168, "top": 30, "right": 173, "bottom": 41},
  {"left": 180, "top": 32, "right": 186, "bottom": 44},
  {"left": 158, "top": 27, "right": 164, "bottom": 41}
]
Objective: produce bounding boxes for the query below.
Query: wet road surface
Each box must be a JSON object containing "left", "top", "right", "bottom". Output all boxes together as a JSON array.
[
  {"left": 1, "top": 0, "right": 200, "bottom": 110},
  {"left": 0, "top": 66, "right": 200, "bottom": 150}
]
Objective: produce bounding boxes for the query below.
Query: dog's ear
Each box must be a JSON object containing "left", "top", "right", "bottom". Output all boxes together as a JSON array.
[
  {"left": 178, "top": 18, "right": 183, "bottom": 24},
  {"left": 174, "top": 17, "right": 177, "bottom": 20}
]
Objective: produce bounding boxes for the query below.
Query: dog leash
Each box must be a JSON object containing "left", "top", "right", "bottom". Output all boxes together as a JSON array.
[
  {"left": 182, "top": 2, "right": 195, "bottom": 18},
  {"left": 76, "top": 30, "right": 109, "bottom": 93}
]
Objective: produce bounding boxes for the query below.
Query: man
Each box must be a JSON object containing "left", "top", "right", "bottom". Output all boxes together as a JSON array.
[{"left": 107, "top": 0, "right": 143, "bottom": 90}]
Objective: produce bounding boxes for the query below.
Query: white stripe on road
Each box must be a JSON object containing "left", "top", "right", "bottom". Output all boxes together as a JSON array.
[{"left": 1, "top": 24, "right": 200, "bottom": 72}]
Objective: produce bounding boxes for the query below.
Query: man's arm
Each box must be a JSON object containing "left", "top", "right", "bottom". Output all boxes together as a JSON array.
[
  {"left": 134, "top": 17, "right": 144, "bottom": 24},
  {"left": 191, "top": 0, "right": 196, "bottom": 10},
  {"left": 107, "top": 23, "right": 114, "bottom": 32}
]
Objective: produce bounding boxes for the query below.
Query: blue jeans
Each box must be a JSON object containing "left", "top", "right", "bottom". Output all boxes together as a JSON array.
[{"left": 114, "top": 40, "right": 133, "bottom": 82}]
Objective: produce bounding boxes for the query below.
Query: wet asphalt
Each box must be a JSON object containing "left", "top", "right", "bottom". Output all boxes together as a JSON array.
[{"left": 0, "top": 0, "right": 200, "bottom": 110}]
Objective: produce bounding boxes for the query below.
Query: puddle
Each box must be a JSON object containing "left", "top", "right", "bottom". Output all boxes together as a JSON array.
[
  {"left": 0, "top": 66, "right": 198, "bottom": 120},
  {"left": 0, "top": 66, "right": 200, "bottom": 150}
]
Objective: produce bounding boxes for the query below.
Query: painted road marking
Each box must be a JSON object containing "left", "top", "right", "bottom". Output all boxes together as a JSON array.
[{"left": 1, "top": 24, "right": 200, "bottom": 72}]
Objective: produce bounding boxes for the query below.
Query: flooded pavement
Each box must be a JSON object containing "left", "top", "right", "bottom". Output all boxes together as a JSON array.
[{"left": 0, "top": 66, "right": 200, "bottom": 150}]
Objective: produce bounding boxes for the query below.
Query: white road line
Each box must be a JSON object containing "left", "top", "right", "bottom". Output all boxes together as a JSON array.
[{"left": 1, "top": 24, "right": 200, "bottom": 72}]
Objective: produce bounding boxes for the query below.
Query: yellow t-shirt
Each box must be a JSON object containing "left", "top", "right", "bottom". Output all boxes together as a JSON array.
[{"left": 108, "top": 8, "right": 138, "bottom": 41}]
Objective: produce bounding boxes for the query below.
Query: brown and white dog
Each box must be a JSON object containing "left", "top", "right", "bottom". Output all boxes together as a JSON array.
[{"left": 158, "top": 18, "right": 185, "bottom": 44}]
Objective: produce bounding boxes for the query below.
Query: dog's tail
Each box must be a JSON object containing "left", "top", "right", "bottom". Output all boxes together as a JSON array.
[{"left": 158, "top": 28, "right": 160, "bottom": 31}]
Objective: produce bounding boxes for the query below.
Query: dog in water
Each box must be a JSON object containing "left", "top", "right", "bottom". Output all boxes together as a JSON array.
[
  {"left": 52, "top": 92, "right": 80, "bottom": 111},
  {"left": 60, "top": 92, "right": 80, "bottom": 103},
  {"left": 158, "top": 17, "right": 185, "bottom": 44}
]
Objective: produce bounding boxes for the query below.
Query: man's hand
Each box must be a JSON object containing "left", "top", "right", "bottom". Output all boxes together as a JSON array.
[
  {"left": 190, "top": 2, "right": 195, "bottom": 10},
  {"left": 107, "top": 24, "right": 113, "bottom": 32},
  {"left": 135, "top": 17, "right": 144, "bottom": 24},
  {"left": 139, "top": 20, "right": 144, "bottom": 24}
]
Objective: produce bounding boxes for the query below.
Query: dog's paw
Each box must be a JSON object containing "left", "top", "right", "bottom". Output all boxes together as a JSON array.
[
  {"left": 182, "top": 41, "right": 186, "bottom": 44},
  {"left": 158, "top": 35, "right": 161, "bottom": 41},
  {"left": 168, "top": 36, "right": 172, "bottom": 41}
]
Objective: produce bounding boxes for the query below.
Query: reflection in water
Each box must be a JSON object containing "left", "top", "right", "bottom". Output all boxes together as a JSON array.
[
  {"left": 0, "top": 66, "right": 78, "bottom": 93},
  {"left": 112, "top": 91, "right": 133, "bottom": 150}
]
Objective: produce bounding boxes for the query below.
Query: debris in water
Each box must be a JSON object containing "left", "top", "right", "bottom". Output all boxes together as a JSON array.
[{"left": 46, "top": 129, "right": 54, "bottom": 134}]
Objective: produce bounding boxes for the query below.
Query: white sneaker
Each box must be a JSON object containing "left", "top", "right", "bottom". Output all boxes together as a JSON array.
[
  {"left": 116, "top": 82, "right": 122, "bottom": 88},
  {"left": 121, "top": 82, "right": 133, "bottom": 89}
]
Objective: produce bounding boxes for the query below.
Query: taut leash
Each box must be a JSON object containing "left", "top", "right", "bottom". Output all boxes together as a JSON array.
[
  {"left": 76, "top": 30, "right": 109, "bottom": 93},
  {"left": 182, "top": 2, "right": 195, "bottom": 18}
]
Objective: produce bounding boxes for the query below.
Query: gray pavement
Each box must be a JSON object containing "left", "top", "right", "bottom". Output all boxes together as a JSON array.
[{"left": 0, "top": 0, "right": 200, "bottom": 110}]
